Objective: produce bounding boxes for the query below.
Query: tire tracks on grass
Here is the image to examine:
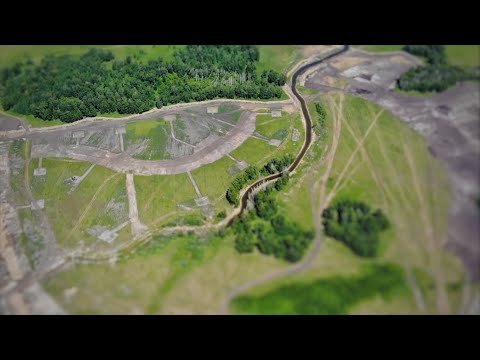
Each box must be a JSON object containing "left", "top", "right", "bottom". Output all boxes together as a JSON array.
[
  {"left": 402, "top": 141, "right": 450, "bottom": 314},
  {"left": 65, "top": 172, "right": 121, "bottom": 243},
  {"left": 373, "top": 127, "right": 429, "bottom": 312},
  {"left": 324, "top": 105, "right": 383, "bottom": 207},
  {"left": 326, "top": 98, "right": 428, "bottom": 313}
]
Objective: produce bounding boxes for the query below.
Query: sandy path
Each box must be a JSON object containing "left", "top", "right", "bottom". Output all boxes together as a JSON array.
[
  {"left": 69, "top": 163, "right": 96, "bottom": 192},
  {"left": 30, "top": 111, "right": 257, "bottom": 176},
  {"left": 187, "top": 171, "right": 203, "bottom": 198},
  {"left": 119, "top": 132, "right": 124, "bottom": 152},
  {"left": 7, "top": 291, "right": 31, "bottom": 315},
  {"left": 169, "top": 121, "right": 195, "bottom": 148},
  {"left": 1, "top": 98, "right": 293, "bottom": 140},
  {"left": 126, "top": 173, "right": 147, "bottom": 237},
  {"left": 0, "top": 208, "right": 25, "bottom": 281}
]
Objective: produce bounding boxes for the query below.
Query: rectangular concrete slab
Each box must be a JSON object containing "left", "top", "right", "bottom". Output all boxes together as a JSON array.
[
  {"left": 195, "top": 196, "right": 210, "bottom": 207},
  {"left": 33, "top": 168, "right": 47, "bottom": 176},
  {"left": 115, "top": 127, "right": 126, "bottom": 135},
  {"left": 292, "top": 128, "right": 300, "bottom": 142},
  {"left": 72, "top": 131, "right": 85, "bottom": 139},
  {"left": 268, "top": 139, "right": 282, "bottom": 147},
  {"left": 207, "top": 106, "right": 218, "bottom": 114},
  {"left": 31, "top": 199, "right": 44, "bottom": 210}
]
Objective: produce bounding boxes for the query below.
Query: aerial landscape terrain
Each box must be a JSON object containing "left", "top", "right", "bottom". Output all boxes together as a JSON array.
[{"left": 0, "top": 44, "right": 478, "bottom": 315}]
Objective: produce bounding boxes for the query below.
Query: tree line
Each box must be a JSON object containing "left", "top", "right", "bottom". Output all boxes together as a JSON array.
[
  {"left": 322, "top": 199, "right": 390, "bottom": 257},
  {"left": 233, "top": 183, "right": 314, "bottom": 262},
  {"left": 313, "top": 102, "right": 327, "bottom": 139},
  {"left": 226, "top": 153, "right": 294, "bottom": 206},
  {"left": 0, "top": 46, "right": 287, "bottom": 123},
  {"left": 399, "top": 45, "right": 479, "bottom": 93},
  {"left": 403, "top": 45, "right": 447, "bottom": 65}
]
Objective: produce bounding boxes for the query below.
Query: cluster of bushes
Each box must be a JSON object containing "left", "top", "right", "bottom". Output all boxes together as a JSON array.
[
  {"left": 398, "top": 65, "right": 479, "bottom": 93},
  {"left": 262, "top": 153, "right": 294, "bottom": 175},
  {"left": 233, "top": 184, "right": 314, "bottom": 262},
  {"left": 402, "top": 45, "right": 446, "bottom": 65},
  {"left": 216, "top": 210, "right": 227, "bottom": 220},
  {"left": 226, "top": 154, "right": 294, "bottom": 206},
  {"left": 0, "top": 46, "right": 287, "bottom": 123},
  {"left": 274, "top": 173, "right": 289, "bottom": 191},
  {"left": 398, "top": 45, "right": 479, "bottom": 93},
  {"left": 322, "top": 199, "right": 390, "bottom": 257},
  {"left": 313, "top": 102, "right": 327, "bottom": 138}
]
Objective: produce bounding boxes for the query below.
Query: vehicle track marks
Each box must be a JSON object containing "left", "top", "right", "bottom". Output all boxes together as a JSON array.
[{"left": 66, "top": 173, "right": 121, "bottom": 242}]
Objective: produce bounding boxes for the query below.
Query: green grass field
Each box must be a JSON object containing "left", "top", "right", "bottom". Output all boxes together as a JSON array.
[
  {"left": 231, "top": 112, "right": 304, "bottom": 167},
  {"left": 40, "top": 94, "right": 465, "bottom": 314},
  {"left": 297, "top": 85, "right": 320, "bottom": 96},
  {"left": 27, "top": 45, "right": 472, "bottom": 314},
  {"left": 276, "top": 112, "right": 305, "bottom": 160},
  {"left": 256, "top": 113, "right": 290, "bottom": 140},
  {"left": 42, "top": 229, "right": 290, "bottom": 314},
  {"left": 30, "top": 158, "right": 118, "bottom": 248},
  {"left": 0, "top": 45, "right": 301, "bottom": 75},
  {"left": 231, "top": 138, "right": 277, "bottom": 165},
  {"left": 232, "top": 263, "right": 408, "bottom": 314},
  {"left": 0, "top": 45, "right": 183, "bottom": 70},
  {"left": 229, "top": 93, "right": 466, "bottom": 314},
  {"left": 358, "top": 45, "right": 480, "bottom": 68},
  {"left": 77, "top": 174, "right": 129, "bottom": 240},
  {"left": 125, "top": 119, "right": 170, "bottom": 160},
  {"left": 191, "top": 156, "right": 236, "bottom": 201},
  {"left": 358, "top": 45, "right": 404, "bottom": 52},
  {"left": 257, "top": 45, "right": 301, "bottom": 74},
  {"left": 43, "top": 233, "right": 223, "bottom": 314},
  {"left": 135, "top": 173, "right": 197, "bottom": 226},
  {"left": 275, "top": 101, "right": 332, "bottom": 231},
  {"left": 445, "top": 45, "right": 480, "bottom": 67}
]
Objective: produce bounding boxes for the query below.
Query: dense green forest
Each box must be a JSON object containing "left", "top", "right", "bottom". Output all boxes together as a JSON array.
[
  {"left": 403, "top": 45, "right": 446, "bottom": 65},
  {"left": 322, "top": 199, "right": 390, "bottom": 257},
  {"left": 232, "top": 184, "right": 314, "bottom": 262},
  {"left": 0, "top": 46, "right": 286, "bottom": 123},
  {"left": 399, "top": 45, "right": 479, "bottom": 93}
]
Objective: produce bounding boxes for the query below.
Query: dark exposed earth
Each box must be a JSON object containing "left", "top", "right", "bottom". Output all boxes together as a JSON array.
[{"left": 0, "top": 115, "right": 21, "bottom": 131}]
